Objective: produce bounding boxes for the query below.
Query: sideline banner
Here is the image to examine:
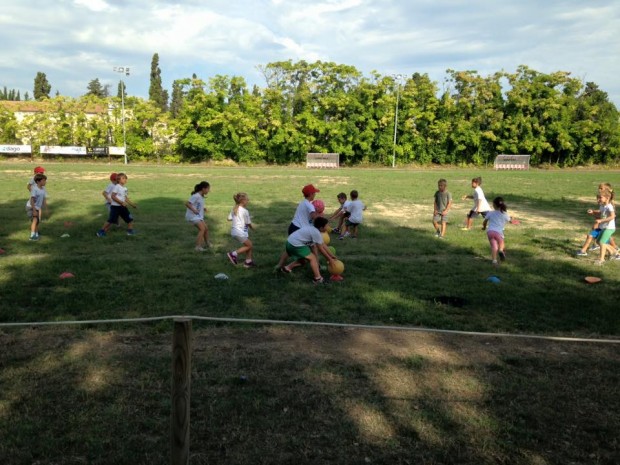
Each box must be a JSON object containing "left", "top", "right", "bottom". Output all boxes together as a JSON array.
[
  {"left": 40, "top": 146, "right": 87, "bottom": 155},
  {"left": 0, "top": 145, "right": 32, "bottom": 154}
]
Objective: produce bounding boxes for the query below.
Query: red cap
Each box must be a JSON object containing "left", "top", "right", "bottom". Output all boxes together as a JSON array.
[
  {"left": 302, "top": 184, "right": 320, "bottom": 196},
  {"left": 110, "top": 173, "right": 118, "bottom": 182},
  {"left": 34, "top": 166, "right": 45, "bottom": 174}
]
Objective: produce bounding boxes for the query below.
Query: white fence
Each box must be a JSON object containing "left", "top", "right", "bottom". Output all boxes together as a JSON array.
[
  {"left": 494, "top": 154, "right": 531, "bottom": 170},
  {"left": 306, "top": 153, "right": 339, "bottom": 169}
]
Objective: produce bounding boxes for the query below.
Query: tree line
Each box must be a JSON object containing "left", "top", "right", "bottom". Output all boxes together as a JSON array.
[{"left": 1, "top": 58, "right": 618, "bottom": 166}]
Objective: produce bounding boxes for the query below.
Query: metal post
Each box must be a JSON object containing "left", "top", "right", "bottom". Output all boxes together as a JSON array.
[
  {"left": 391, "top": 74, "right": 404, "bottom": 168},
  {"left": 113, "top": 66, "right": 130, "bottom": 164}
]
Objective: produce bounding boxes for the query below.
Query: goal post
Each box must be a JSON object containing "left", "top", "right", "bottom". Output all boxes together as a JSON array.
[
  {"left": 306, "top": 153, "right": 339, "bottom": 169},
  {"left": 494, "top": 154, "right": 531, "bottom": 170}
]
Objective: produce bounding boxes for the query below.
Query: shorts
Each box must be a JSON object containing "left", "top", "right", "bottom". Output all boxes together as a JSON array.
[
  {"left": 467, "top": 210, "right": 488, "bottom": 219},
  {"left": 187, "top": 217, "right": 204, "bottom": 226},
  {"left": 599, "top": 228, "right": 615, "bottom": 245},
  {"left": 433, "top": 214, "right": 449, "bottom": 223},
  {"left": 232, "top": 233, "right": 249, "bottom": 244},
  {"left": 285, "top": 242, "right": 312, "bottom": 260},
  {"left": 108, "top": 205, "right": 133, "bottom": 225},
  {"left": 589, "top": 228, "right": 602, "bottom": 239},
  {"left": 345, "top": 219, "right": 360, "bottom": 227},
  {"left": 288, "top": 222, "right": 300, "bottom": 235}
]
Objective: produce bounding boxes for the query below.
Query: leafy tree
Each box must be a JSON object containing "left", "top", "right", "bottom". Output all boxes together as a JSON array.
[
  {"left": 170, "top": 79, "right": 188, "bottom": 118},
  {"left": 33, "top": 72, "right": 51, "bottom": 100},
  {"left": 86, "top": 78, "right": 108, "bottom": 98},
  {"left": 149, "top": 53, "right": 168, "bottom": 111}
]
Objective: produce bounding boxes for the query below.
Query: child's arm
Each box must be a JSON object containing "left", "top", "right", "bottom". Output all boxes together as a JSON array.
[
  {"left": 317, "top": 243, "right": 336, "bottom": 261},
  {"left": 113, "top": 193, "right": 137, "bottom": 209},
  {"left": 186, "top": 201, "right": 200, "bottom": 216},
  {"left": 594, "top": 210, "right": 615, "bottom": 226},
  {"left": 102, "top": 190, "right": 111, "bottom": 202},
  {"left": 481, "top": 217, "right": 488, "bottom": 230},
  {"left": 443, "top": 198, "right": 453, "bottom": 215}
]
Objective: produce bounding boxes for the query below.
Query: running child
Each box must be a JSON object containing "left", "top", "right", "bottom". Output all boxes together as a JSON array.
[
  {"left": 26, "top": 173, "right": 47, "bottom": 241},
  {"left": 184, "top": 181, "right": 211, "bottom": 251},
  {"left": 575, "top": 193, "right": 605, "bottom": 256},
  {"left": 432, "top": 178, "right": 453, "bottom": 238},
  {"left": 592, "top": 189, "right": 616, "bottom": 265},
  {"left": 328, "top": 192, "right": 350, "bottom": 234},
  {"left": 227, "top": 192, "right": 256, "bottom": 267},
  {"left": 339, "top": 190, "right": 366, "bottom": 239},
  {"left": 482, "top": 197, "right": 511, "bottom": 265},
  {"left": 102, "top": 173, "right": 119, "bottom": 225},
  {"left": 462, "top": 176, "right": 490, "bottom": 230},
  {"left": 598, "top": 183, "right": 619, "bottom": 257},
  {"left": 96, "top": 173, "right": 137, "bottom": 237},
  {"left": 277, "top": 216, "right": 336, "bottom": 284}
]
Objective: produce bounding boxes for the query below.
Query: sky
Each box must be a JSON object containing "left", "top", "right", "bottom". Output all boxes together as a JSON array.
[{"left": 1, "top": 0, "right": 619, "bottom": 106}]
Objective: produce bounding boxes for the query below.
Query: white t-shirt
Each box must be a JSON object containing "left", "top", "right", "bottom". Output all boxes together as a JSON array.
[
  {"left": 485, "top": 210, "right": 511, "bottom": 236},
  {"left": 229, "top": 206, "right": 251, "bottom": 238},
  {"left": 104, "top": 183, "right": 116, "bottom": 204},
  {"left": 473, "top": 186, "right": 491, "bottom": 212},
  {"left": 110, "top": 184, "right": 129, "bottom": 206},
  {"left": 27, "top": 185, "right": 46, "bottom": 210},
  {"left": 185, "top": 192, "right": 205, "bottom": 222},
  {"left": 347, "top": 199, "right": 365, "bottom": 223},
  {"left": 291, "top": 199, "right": 316, "bottom": 228},
  {"left": 288, "top": 226, "right": 324, "bottom": 247},
  {"left": 600, "top": 203, "right": 616, "bottom": 230}
]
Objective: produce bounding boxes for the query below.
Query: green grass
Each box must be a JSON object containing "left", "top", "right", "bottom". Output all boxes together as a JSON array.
[
  {"left": 1, "top": 162, "right": 620, "bottom": 465},
  {"left": 1, "top": 162, "right": 618, "bottom": 335}
]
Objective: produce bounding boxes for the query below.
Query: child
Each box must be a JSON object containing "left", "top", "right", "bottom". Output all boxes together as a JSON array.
[
  {"left": 26, "top": 173, "right": 47, "bottom": 241},
  {"left": 592, "top": 189, "right": 616, "bottom": 265},
  {"left": 277, "top": 216, "right": 336, "bottom": 284},
  {"left": 575, "top": 194, "right": 604, "bottom": 256},
  {"left": 462, "top": 176, "right": 490, "bottom": 230},
  {"left": 227, "top": 192, "right": 256, "bottom": 267},
  {"left": 482, "top": 197, "right": 511, "bottom": 265},
  {"left": 184, "top": 181, "right": 211, "bottom": 251},
  {"left": 288, "top": 184, "right": 320, "bottom": 235},
  {"left": 598, "top": 183, "right": 619, "bottom": 258},
  {"left": 432, "top": 179, "right": 453, "bottom": 238},
  {"left": 339, "top": 190, "right": 366, "bottom": 239},
  {"left": 328, "top": 192, "right": 350, "bottom": 234},
  {"left": 102, "top": 173, "right": 119, "bottom": 225},
  {"left": 96, "top": 173, "right": 137, "bottom": 237},
  {"left": 27, "top": 166, "right": 47, "bottom": 220}
]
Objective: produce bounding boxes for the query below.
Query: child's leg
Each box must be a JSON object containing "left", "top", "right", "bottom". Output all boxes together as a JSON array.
[
  {"left": 194, "top": 222, "right": 207, "bottom": 247},
  {"left": 306, "top": 254, "right": 322, "bottom": 280},
  {"left": 432, "top": 218, "right": 441, "bottom": 233},
  {"left": 441, "top": 219, "right": 448, "bottom": 237},
  {"left": 580, "top": 234, "right": 593, "bottom": 253},
  {"left": 487, "top": 231, "right": 500, "bottom": 262},
  {"left": 236, "top": 239, "right": 253, "bottom": 261}
]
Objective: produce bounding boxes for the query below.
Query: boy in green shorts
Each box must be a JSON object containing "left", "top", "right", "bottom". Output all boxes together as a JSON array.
[{"left": 277, "top": 216, "right": 336, "bottom": 284}]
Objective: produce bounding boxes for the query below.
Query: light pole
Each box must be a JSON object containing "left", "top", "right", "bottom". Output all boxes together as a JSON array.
[
  {"left": 113, "top": 66, "right": 130, "bottom": 164},
  {"left": 391, "top": 74, "right": 405, "bottom": 168}
]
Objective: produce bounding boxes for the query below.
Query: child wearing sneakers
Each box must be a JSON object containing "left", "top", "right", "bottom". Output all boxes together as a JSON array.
[
  {"left": 328, "top": 192, "right": 350, "bottom": 234},
  {"left": 576, "top": 194, "right": 605, "bottom": 257},
  {"left": 276, "top": 216, "right": 336, "bottom": 284},
  {"left": 592, "top": 189, "right": 616, "bottom": 265},
  {"left": 102, "top": 173, "right": 120, "bottom": 226},
  {"left": 184, "top": 181, "right": 211, "bottom": 251},
  {"left": 339, "top": 190, "right": 366, "bottom": 239},
  {"left": 433, "top": 178, "right": 453, "bottom": 238},
  {"left": 26, "top": 173, "right": 47, "bottom": 241},
  {"left": 462, "top": 176, "right": 490, "bottom": 230},
  {"left": 482, "top": 197, "right": 511, "bottom": 266},
  {"left": 227, "top": 192, "right": 256, "bottom": 268},
  {"left": 97, "top": 173, "right": 137, "bottom": 237}
]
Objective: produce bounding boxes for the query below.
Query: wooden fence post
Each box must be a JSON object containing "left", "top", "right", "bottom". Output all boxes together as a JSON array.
[{"left": 171, "top": 318, "right": 192, "bottom": 465}]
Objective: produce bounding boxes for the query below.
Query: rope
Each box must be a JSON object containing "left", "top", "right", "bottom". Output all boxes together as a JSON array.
[{"left": 1, "top": 315, "right": 619, "bottom": 344}]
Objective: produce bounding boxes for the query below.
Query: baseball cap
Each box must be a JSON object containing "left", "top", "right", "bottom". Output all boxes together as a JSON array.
[
  {"left": 302, "top": 184, "right": 320, "bottom": 196},
  {"left": 34, "top": 166, "right": 45, "bottom": 174},
  {"left": 110, "top": 172, "right": 118, "bottom": 182}
]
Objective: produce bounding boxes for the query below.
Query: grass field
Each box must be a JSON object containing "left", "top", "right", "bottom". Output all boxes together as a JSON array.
[{"left": 1, "top": 162, "right": 619, "bottom": 464}]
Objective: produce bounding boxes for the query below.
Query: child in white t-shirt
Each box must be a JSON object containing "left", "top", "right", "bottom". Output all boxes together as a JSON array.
[
  {"left": 592, "top": 189, "right": 616, "bottom": 265},
  {"left": 328, "top": 192, "right": 350, "bottom": 235},
  {"left": 462, "top": 176, "right": 491, "bottom": 230},
  {"left": 96, "top": 173, "right": 138, "bottom": 237},
  {"left": 482, "top": 197, "right": 511, "bottom": 265},
  {"left": 102, "top": 172, "right": 119, "bottom": 225},
  {"left": 26, "top": 173, "right": 47, "bottom": 241},
  {"left": 184, "top": 181, "right": 211, "bottom": 251},
  {"left": 339, "top": 190, "right": 366, "bottom": 239},
  {"left": 227, "top": 192, "right": 256, "bottom": 267}
]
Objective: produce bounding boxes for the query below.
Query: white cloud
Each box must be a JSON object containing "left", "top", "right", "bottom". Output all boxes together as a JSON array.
[{"left": 73, "top": 0, "right": 113, "bottom": 13}]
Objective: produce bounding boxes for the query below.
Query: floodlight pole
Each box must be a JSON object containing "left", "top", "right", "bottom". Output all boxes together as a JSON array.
[
  {"left": 391, "top": 74, "right": 405, "bottom": 168},
  {"left": 113, "top": 66, "right": 131, "bottom": 165}
]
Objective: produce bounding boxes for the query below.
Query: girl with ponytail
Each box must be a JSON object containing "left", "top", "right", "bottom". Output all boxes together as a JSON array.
[{"left": 185, "top": 181, "right": 211, "bottom": 251}]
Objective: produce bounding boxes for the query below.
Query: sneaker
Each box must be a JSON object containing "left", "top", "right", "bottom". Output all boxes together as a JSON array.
[
  {"left": 96, "top": 230, "right": 106, "bottom": 237},
  {"left": 332, "top": 228, "right": 340, "bottom": 234},
  {"left": 338, "top": 235, "right": 345, "bottom": 240},
  {"left": 575, "top": 250, "right": 587, "bottom": 257},
  {"left": 492, "top": 259, "right": 498, "bottom": 265},
  {"left": 589, "top": 245, "right": 600, "bottom": 251},
  {"left": 29, "top": 235, "right": 39, "bottom": 241},
  {"left": 594, "top": 259, "right": 604, "bottom": 266},
  {"left": 498, "top": 250, "right": 506, "bottom": 261},
  {"left": 227, "top": 252, "right": 238, "bottom": 265},
  {"left": 243, "top": 261, "right": 257, "bottom": 268},
  {"left": 613, "top": 254, "right": 620, "bottom": 261},
  {"left": 313, "top": 276, "right": 326, "bottom": 284},
  {"left": 279, "top": 266, "right": 292, "bottom": 274},
  {"left": 435, "top": 230, "right": 441, "bottom": 237},
  {"left": 126, "top": 230, "right": 136, "bottom": 236},
  {"left": 195, "top": 246, "right": 206, "bottom": 252}
]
